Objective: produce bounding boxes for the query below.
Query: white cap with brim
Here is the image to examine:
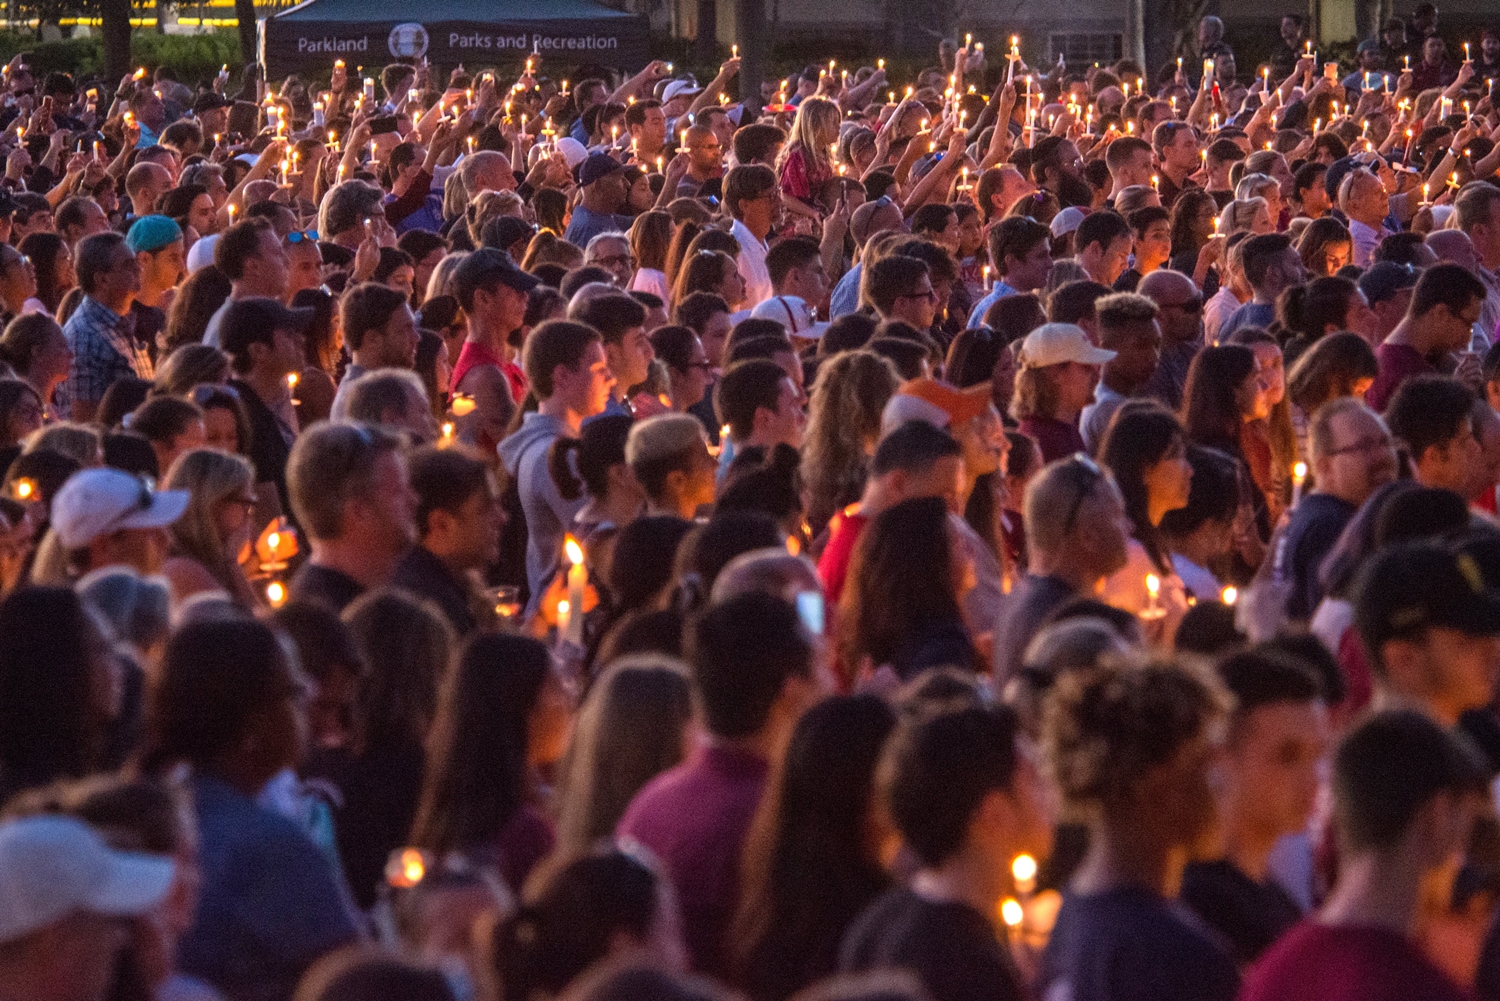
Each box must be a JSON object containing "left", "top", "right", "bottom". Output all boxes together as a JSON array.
[
  {"left": 0, "top": 815, "right": 176, "bottom": 944},
  {"left": 1050, "top": 206, "right": 1089, "bottom": 239},
  {"left": 52, "top": 468, "right": 190, "bottom": 550},
  {"left": 750, "top": 295, "right": 828, "bottom": 339},
  {"left": 879, "top": 393, "right": 952, "bottom": 437},
  {"left": 1019, "top": 323, "right": 1118, "bottom": 369}
]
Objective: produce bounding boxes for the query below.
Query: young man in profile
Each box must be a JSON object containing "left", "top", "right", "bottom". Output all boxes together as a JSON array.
[
  {"left": 840, "top": 703, "right": 1052, "bottom": 1001},
  {"left": 1240, "top": 710, "right": 1485, "bottom": 1001}
]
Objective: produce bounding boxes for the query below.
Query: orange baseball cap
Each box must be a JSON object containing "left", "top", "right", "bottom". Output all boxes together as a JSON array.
[{"left": 891, "top": 377, "right": 993, "bottom": 428}]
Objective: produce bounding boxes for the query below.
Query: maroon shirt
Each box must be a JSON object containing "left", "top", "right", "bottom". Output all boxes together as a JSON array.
[
  {"left": 616, "top": 743, "right": 769, "bottom": 977},
  {"left": 1018, "top": 415, "right": 1087, "bottom": 464},
  {"left": 1365, "top": 342, "right": 1433, "bottom": 413},
  {"left": 1239, "top": 921, "right": 1471, "bottom": 1001}
]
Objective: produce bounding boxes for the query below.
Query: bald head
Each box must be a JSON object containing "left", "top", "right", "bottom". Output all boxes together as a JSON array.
[
  {"left": 1426, "top": 228, "right": 1480, "bottom": 273},
  {"left": 1137, "top": 268, "right": 1201, "bottom": 346},
  {"left": 460, "top": 150, "right": 515, "bottom": 196},
  {"left": 851, "top": 199, "right": 905, "bottom": 248},
  {"left": 125, "top": 162, "right": 172, "bottom": 216},
  {"left": 1138, "top": 267, "right": 1195, "bottom": 302}
]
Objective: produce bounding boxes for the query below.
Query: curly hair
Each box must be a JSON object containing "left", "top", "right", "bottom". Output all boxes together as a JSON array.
[
  {"left": 800, "top": 350, "right": 901, "bottom": 535},
  {"left": 1043, "top": 656, "right": 1230, "bottom": 813}
]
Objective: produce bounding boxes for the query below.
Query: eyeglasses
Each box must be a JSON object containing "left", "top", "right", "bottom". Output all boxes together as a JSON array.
[
  {"left": 1058, "top": 452, "right": 1105, "bottom": 535},
  {"left": 286, "top": 230, "right": 319, "bottom": 244},
  {"left": 1326, "top": 433, "right": 1394, "bottom": 457},
  {"left": 1160, "top": 295, "right": 1203, "bottom": 314}
]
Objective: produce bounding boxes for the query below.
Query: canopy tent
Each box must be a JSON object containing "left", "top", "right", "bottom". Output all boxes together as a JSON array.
[{"left": 259, "top": 0, "right": 649, "bottom": 78}]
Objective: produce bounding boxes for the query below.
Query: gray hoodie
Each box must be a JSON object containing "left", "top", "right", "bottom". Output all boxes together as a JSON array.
[{"left": 498, "top": 411, "right": 584, "bottom": 615}]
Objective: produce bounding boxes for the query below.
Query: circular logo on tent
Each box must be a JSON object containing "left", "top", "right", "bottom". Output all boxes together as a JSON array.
[{"left": 388, "top": 23, "right": 429, "bottom": 59}]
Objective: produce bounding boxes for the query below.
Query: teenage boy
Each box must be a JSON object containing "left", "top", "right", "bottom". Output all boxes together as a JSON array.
[{"left": 840, "top": 704, "right": 1052, "bottom": 1001}]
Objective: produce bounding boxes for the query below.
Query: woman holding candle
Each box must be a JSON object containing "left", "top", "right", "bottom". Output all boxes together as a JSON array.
[
  {"left": 1097, "top": 401, "right": 1193, "bottom": 640},
  {"left": 1226, "top": 329, "right": 1297, "bottom": 524},
  {"left": 160, "top": 448, "right": 262, "bottom": 609}
]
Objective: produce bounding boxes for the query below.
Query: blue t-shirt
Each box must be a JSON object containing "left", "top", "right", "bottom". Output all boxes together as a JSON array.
[
  {"left": 829, "top": 263, "right": 863, "bottom": 318},
  {"left": 967, "top": 282, "right": 1019, "bottom": 327},
  {"left": 1219, "top": 301, "right": 1277, "bottom": 340},
  {"left": 564, "top": 204, "right": 633, "bottom": 249},
  {"left": 1041, "top": 886, "right": 1239, "bottom": 1001}
]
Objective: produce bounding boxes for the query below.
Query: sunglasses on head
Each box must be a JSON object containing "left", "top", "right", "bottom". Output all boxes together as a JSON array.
[{"left": 286, "top": 230, "right": 318, "bottom": 244}]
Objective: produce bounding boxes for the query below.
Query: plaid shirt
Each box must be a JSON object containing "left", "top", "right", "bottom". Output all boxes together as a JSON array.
[{"left": 56, "top": 295, "right": 151, "bottom": 414}]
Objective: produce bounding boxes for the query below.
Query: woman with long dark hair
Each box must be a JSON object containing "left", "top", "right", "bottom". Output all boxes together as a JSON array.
[
  {"left": 1181, "top": 344, "right": 1272, "bottom": 563},
  {"left": 18, "top": 232, "right": 74, "bottom": 318},
  {"left": 1286, "top": 332, "right": 1379, "bottom": 458},
  {"left": 1097, "top": 401, "right": 1193, "bottom": 635},
  {"left": 291, "top": 288, "right": 340, "bottom": 425},
  {"left": 838, "top": 496, "right": 977, "bottom": 683},
  {"left": 800, "top": 350, "right": 900, "bottom": 538},
  {"left": 1277, "top": 276, "right": 1378, "bottom": 361},
  {"left": 409, "top": 632, "right": 574, "bottom": 894},
  {"left": 733, "top": 694, "right": 898, "bottom": 1001}
]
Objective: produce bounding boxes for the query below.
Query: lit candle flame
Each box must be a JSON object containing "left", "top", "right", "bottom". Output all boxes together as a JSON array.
[
  {"left": 1001, "top": 898, "right": 1023, "bottom": 927},
  {"left": 1221, "top": 586, "right": 1238, "bottom": 606},
  {"left": 564, "top": 535, "right": 584, "bottom": 566},
  {"left": 1012, "top": 854, "right": 1037, "bottom": 882}
]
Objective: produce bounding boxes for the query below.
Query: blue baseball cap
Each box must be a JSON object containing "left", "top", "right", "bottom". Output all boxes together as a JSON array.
[{"left": 125, "top": 214, "right": 183, "bottom": 255}]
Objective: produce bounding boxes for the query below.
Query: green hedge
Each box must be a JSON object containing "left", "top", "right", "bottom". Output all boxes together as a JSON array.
[{"left": 0, "top": 28, "right": 243, "bottom": 84}]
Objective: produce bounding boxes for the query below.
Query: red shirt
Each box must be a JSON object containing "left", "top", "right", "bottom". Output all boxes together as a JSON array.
[
  {"left": 1240, "top": 921, "right": 1472, "bottom": 1001},
  {"left": 817, "top": 505, "right": 869, "bottom": 609},
  {"left": 451, "top": 340, "right": 527, "bottom": 407},
  {"left": 1365, "top": 342, "right": 1433, "bottom": 413}
]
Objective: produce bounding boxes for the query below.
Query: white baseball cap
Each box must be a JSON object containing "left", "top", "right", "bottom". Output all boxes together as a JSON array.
[
  {"left": 52, "top": 468, "right": 190, "bottom": 550},
  {"left": 0, "top": 815, "right": 176, "bottom": 943},
  {"left": 1050, "top": 206, "right": 1089, "bottom": 240},
  {"left": 553, "top": 137, "right": 589, "bottom": 170},
  {"left": 185, "top": 232, "right": 219, "bottom": 274},
  {"left": 661, "top": 80, "right": 704, "bottom": 104},
  {"left": 1018, "top": 323, "right": 1117, "bottom": 369},
  {"left": 751, "top": 295, "right": 828, "bottom": 339}
]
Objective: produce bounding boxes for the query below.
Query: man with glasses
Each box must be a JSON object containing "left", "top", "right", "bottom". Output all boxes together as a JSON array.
[
  {"left": 725, "top": 163, "right": 779, "bottom": 308},
  {"left": 1139, "top": 269, "right": 1205, "bottom": 410},
  {"left": 1282, "top": 398, "right": 1398, "bottom": 621},
  {"left": 676, "top": 124, "right": 723, "bottom": 200},
  {"left": 993, "top": 453, "right": 1133, "bottom": 681},
  {"left": 1366, "top": 263, "right": 1486, "bottom": 412},
  {"left": 869, "top": 255, "right": 940, "bottom": 330},
  {"left": 584, "top": 232, "right": 635, "bottom": 288},
  {"left": 284, "top": 228, "right": 324, "bottom": 298},
  {"left": 57, "top": 231, "right": 145, "bottom": 421}
]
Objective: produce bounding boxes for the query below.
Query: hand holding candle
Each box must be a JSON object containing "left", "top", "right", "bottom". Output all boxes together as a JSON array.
[{"left": 563, "top": 535, "right": 587, "bottom": 645}]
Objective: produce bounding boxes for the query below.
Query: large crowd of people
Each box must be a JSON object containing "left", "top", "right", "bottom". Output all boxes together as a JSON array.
[{"left": 5, "top": 7, "right": 1500, "bottom": 1000}]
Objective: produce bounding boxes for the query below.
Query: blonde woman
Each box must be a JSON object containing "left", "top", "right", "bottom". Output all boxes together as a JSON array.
[
  {"left": 466, "top": 190, "right": 526, "bottom": 247},
  {"left": 1217, "top": 196, "right": 1274, "bottom": 237},
  {"left": 424, "top": 251, "right": 470, "bottom": 303},
  {"left": 777, "top": 96, "right": 841, "bottom": 224},
  {"left": 627, "top": 211, "right": 674, "bottom": 300},
  {"left": 161, "top": 448, "right": 261, "bottom": 608}
]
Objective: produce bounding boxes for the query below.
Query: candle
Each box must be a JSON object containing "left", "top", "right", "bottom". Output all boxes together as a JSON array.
[
  {"left": 1012, "top": 854, "right": 1037, "bottom": 895},
  {"left": 1465, "top": 42, "right": 1471, "bottom": 61},
  {"left": 266, "top": 580, "right": 287, "bottom": 608},
  {"left": 440, "top": 422, "right": 454, "bottom": 445},
  {"left": 1141, "top": 574, "right": 1165, "bottom": 620},
  {"left": 1001, "top": 898, "right": 1023, "bottom": 928},
  {"left": 1404, "top": 55, "right": 1411, "bottom": 70},
  {"left": 1221, "top": 586, "right": 1238, "bottom": 606},
  {"left": 1150, "top": 174, "right": 1159, "bottom": 192},
  {"left": 982, "top": 264, "right": 992, "bottom": 291},
  {"left": 12, "top": 477, "right": 33, "bottom": 500},
  {"left": 732, "top": 43, "right": 738, "bottom": 58},
  {"left": 563, "top": 535, "right": 587, "bottom": 644},
  {"left": 1291, "top": 461, "right": 1307, "bottom": 506}
]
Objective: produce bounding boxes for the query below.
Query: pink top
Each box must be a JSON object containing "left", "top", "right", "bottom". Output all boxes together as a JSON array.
[{"left": 779, "top": 145, "right": 833, "bottom": 205}]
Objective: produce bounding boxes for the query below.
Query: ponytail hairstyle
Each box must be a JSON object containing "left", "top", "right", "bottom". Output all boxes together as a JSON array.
[
  {"left": 1277, "top": 276, "right": 1358, "bottom": 344},
  {"left": 549, "top": 413, "right": 634, "bottom": 502},
  {"left": 495, "top": 848, "right": 662, "bottom": 1001}
]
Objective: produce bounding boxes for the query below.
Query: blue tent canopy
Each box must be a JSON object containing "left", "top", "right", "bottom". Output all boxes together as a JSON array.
[{"left": 260, "top": 0, "right": 649, "bottom": 77}]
